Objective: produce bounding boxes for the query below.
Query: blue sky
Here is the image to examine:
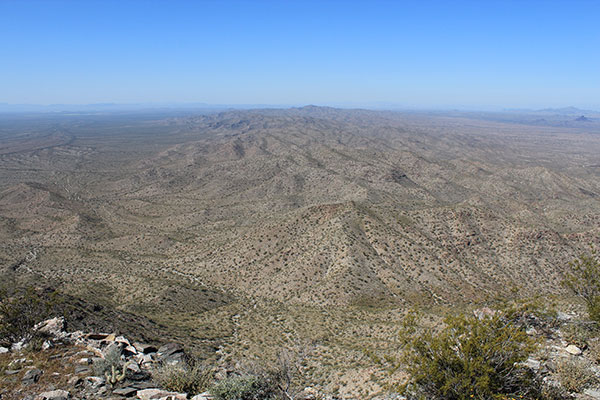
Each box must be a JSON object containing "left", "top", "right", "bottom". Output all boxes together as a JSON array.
[{"left": 1, "top": 0, "right": 598, "bottom": 109}]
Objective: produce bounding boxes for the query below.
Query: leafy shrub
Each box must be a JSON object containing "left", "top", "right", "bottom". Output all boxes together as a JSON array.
[
  {"left": 210, "top": 373, "right": 279, "bottom": 400},
  {"left": 563, "top": 250, "right": 600, "bottom": 322},
  {"left": 153, "top": 362, "right": 214, "bottom": 395},
  {"left": 555, "top": 358, "right": 597, "bottom": 392},
  {"left": 397, "top": 309, "right": 539, "bottom": 400}
]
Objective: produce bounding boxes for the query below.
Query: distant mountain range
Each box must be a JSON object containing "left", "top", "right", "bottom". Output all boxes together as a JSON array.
[
  {"left": 1, "top": 102, "right": 598, "bottom": 114},
  {"left": 505, "top": 106, "right": 599, "bottom": 115}
]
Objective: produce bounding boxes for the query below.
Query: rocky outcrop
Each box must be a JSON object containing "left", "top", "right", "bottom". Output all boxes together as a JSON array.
[{"left": 1, "top": 317, "right": 193, "bottom": 400}]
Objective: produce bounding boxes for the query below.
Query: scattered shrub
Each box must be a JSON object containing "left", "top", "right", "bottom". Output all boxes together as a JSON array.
[
  {"left": 555, "top": 358, "right": 597, "bottom": 393},
  {"left": 153, "top": 363, "right": 214, "bottom": 395},
  {"left": 210, "top": 373, "right": 279, "bottom": 400},
  {"left": 563, "top": 250, "right": 600, "bottom": 323},
  {"left": 539, "top": 383, "right": 570, "bottom": 400},
  {"left": 397, "top": 309, "right": 539, "bottom": 400},
  {"left": 561, "top": 322, "right": 597, "bottom": 349}
]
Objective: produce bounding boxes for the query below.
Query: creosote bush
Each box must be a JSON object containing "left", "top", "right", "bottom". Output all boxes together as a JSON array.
[
  {"left": 397, "top": 308, "right": 539, "bottom": 400},
  {"left": 209, "top": 373, "right": 280, "bottom": 400},
  {"left": 153, "top": 362, "right": 214, "bottom": 395}
]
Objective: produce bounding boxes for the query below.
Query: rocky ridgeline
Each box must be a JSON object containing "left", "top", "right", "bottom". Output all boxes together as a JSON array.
[{"left": 0, "top": 317, "right": 213, "bottom": 400}]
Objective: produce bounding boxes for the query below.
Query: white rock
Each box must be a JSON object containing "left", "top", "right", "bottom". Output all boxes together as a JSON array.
[
  {"left": 115, "top": 336, "right": 131, "bottom": 345},
  {"left": 523, "top": 357, "right": 541, "bottom": 371},
  {"left": 584, "top": 388, "right": 600, "bottom": 399},
  {"left": 126, "top": 362, "right": 141, "bottom": 373},
  {"left": 565, "top": 344, "right": 582, "bottom": 355},
  {"left": 123, "top": 345, "right": 138, "bottom": 355},
  {"left": 137, "top": 388, "right": 187, "bottom": 400},
  {"left": 557, "top": 311, "right": 573, "bottom": 321},
  {"left": 85, "top": 376, "right": 105, "bottom": 388},
  {"left": 35, "top": 389, "right": 70, "bottom": 400},
  {"left": 34, "top": 317, "right": 65, "bottom": 337},
  {"left": 135, "top": 353, "right": 155, "bottom": 365},
  {"left": 0, "top": 346, "right": 8, "bottom": 354},
  {"left": 526, "top": 327, "right": 537, "bottom": 336},
  {"left": 11, "top": 339, "right": 26, "bottom": 352},
  {"left": 191, "top": 392, "right": 213, "bottom": 400}
]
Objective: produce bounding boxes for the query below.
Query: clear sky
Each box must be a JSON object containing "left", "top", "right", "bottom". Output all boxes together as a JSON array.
[{"left": 1, "top": 0, "right": 598, "bottom": 109}]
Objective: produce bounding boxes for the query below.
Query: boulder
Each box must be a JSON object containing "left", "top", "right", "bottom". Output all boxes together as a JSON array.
[
  {"left": 11, "top": 339, "right": 26, "bottom": 352},
  {"left": 136, "top": 388, "right": 187, "bottom": 400},
  {"left": 115, "top": 336, "right": 131, "bottom": 345},
  {"left": 74, "top": 365, "right": 91, "bottom": 374},
  {"left": 133, "top": 342, "right": 158, "bottom": 354},
  {"left": 22, "top": 368, "right": 43, "bottom": 385},
  {"left": 85, "top": 375, "right": 106, "bottom": 389},
  {"left": 123, "top": 345, "right": 138, "bottom": 355},
  {"left": 34, "top": 317, "right": 65, "bottom": 337},
  {"left": 67, "top": 376, "right": 82, "bottom": 386},
  {"left": 523, "top": 357, "right": 541, "bottom": 371},
  {"left": 0, "top": 346, "right": 9, "bottom": 354},
  {"left": 157, "top": 343, "right": 183, "bottom": 357},
  {"left": 135, "top": 353, "right": 155, "bottom": 365},
  {"left": 5, "top": 369, "right": 20, "bottom": 375},
  {"left": 584, "top": 389, "right": 600, "bottom": 399},
  {"left": 565, "top": 344, "right": 582, "bottom": 355},
  {"left": 35, "top": 390, "right": 70, "bottom": 400},
  {"left": 112, "top": 387, "right": 138, "bottom": 397},
  {"left": 157, "top": 343, "right": 185, "bottom": 365}
]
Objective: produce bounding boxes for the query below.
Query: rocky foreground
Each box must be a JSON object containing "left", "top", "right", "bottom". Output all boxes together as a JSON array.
[
  {"left": 4, "top": 309, "right": 600, "bottom": 399},
  {"left": 0, "top": 317, "right": 213, "bottom": 400}
]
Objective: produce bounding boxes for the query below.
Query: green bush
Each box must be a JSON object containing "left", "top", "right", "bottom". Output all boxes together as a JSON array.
[
  {"left": 397, "top": 309, "right": 539, "bottom": 400},
  {"left": 563, "top": 250, "right": 600, "bottom": 322},
  {"left": 153, "top": 363, "right": 214, "bottom": 395},
  {"left": 210, "top": 374, "right": 279, "bottom": 400}
]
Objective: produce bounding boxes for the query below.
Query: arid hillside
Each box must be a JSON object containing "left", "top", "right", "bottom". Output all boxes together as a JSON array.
[{"left": 1, "top": 108, "right": 600, "bottom": 309}]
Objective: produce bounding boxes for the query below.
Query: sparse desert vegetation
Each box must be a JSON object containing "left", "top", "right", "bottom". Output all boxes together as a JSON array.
[{"left": 1, "top": 107, "right": 600, "bottom": 397}]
